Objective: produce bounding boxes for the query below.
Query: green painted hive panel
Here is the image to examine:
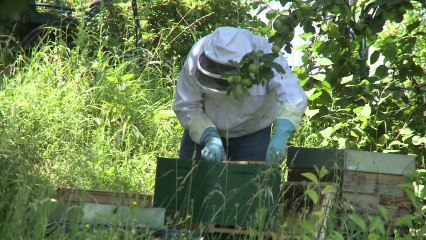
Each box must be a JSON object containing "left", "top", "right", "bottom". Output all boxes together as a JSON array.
[
  {"left": 153, "top": 158, "right": 281, "bottom": 228},
  {"left": 287, "top": 147, "right": 416, "bottom": 176}
]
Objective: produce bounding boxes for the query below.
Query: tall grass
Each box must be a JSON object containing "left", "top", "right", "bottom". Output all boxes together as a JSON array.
[{"left": 0, "top": 14, "right": 186, "bottom": 237}]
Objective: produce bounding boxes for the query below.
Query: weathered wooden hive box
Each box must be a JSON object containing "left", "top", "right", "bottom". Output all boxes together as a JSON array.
[
  {"left": 49, "top": 188, "right": 164, "bottom": 229},
  {"left": 285, "top": 147, "right": 416, "bottom": 219},
  {"left": 153, "top": 158, "right": 281, "bottom": 229}
]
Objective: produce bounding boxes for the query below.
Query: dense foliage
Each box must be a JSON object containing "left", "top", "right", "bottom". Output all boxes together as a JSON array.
[
  {"left": 257, "top": 0, "right": 425, "bottom": 167},
  {"left": 0, "top": 0, "right": 425, "bottom": 239},
  {"left": 139, "top": 0, "right": 256, "bottom": 61}
]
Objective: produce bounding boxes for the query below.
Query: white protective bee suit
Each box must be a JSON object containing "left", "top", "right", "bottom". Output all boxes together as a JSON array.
[{"left": 173, "top": 26, "right": 307, "bottom": 163}]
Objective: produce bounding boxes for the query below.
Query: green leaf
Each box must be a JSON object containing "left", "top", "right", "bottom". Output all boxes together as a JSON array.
[
  {"left": 265, "top": 10, "right": 277, "bottom": 20},
  {"left": 300, "top": 221, "right": 315, "bottom": 236},
  {"left": 153, "top": 109, "right": 176, "bottom": 121},
  {"left": 319, "top": 127, "right": 333, "bottom": 139},
  {"left": 375, "top": 65, "right": 388, "bottom": 78},
  {"left": 321, "top": 80, "right": 332, "bottom": 94},
  {"left": 105, "top": 166, "right": 115, "bottom": 176},
  {"left": 312, "top": 73, "right": 326, "bottom": 81},
  {"left": 305, "top": 88, "right": 316, "bottom": 98},
  {"left": 309, "top": 91, "right": 322, "bottom": 101},
  {"left": 359, "top": 104, "right": 372, "bottom": 118},
  {"left": 294, "top": 44, "right": 308, "bottom": 50},
  {"left": 353, "top": 104, "right": 371, "bottom": 118},
  {"left": 368, "top": 216, "right": 385, "bottom": 234},
  {"left": 106, "top": 76, "right": 117, "bottom": 83},
  {"left": 332, "top": 123, "right": 347, "bottom": 131},
  {"left": 93, "top": 117, "right": 102, "bottom": 126},
  {"left": 367, "top": 233, "right": 381, "bottom": 240},
  {"left": 301, "top": 172, "right": 319, "bottom": 185},
  {"left": 270, "top": 62, "right": 285, "bottom": 74},
  {"left": 328, "top": 23, "right": 340, "bottom": 38},
  {"left": 412, "top": 136, "right": 426, "bottom": 146},
  {"left": 305, "top": 189, "right": 318, "bottom": 204},
  {"left": 305, "top": 108, "right": 320, "bottom": 118},
  {"left": 121, "top": 73, "right": 134, "bottom": 81},
  {"left": 369, "top": 50, "right": 380, "bottom": 64},
  {"left": 337, "top": 137, "right": 347, "bottom": 149},
  {"left": 341, "top": 75, "right": 353, "bottom": 84},
  {"left": 312, "top": 210, "right": 325, "bottom": 222},
  {"left": 399, "top": 182, "right": 417, "bottom": 204},
  {"left": 382, "top": 42, "right": 397, "bottom": 60},
  {"left": 321, "top": 184, "right": 335, "bottom": 194},
  {"left": 377, "top": 205, "right": 390, "bottom": 222},
  {"left": 400, "top": 128, "right": 414, "bottom": 136},
  {"left": 418, "top": 224, "right": 426, "bottom": 236},
  {"left": 331, "top": 231, "right": 344, "bottom": 240},
  {"left": 395, "top": 214, "right": 415, "bottom": 228},
  {"left": 315, "top": 57, "right": 334, "bottom": 66},
  {"left": 303, "top": 22, "right": 315, "bottom": 34},
  {"left": 349, "top": 214, "right": 366, "bottom": 231},
  {"left": 378, "top": 134, "right": 390, "bottom": 146},
  {"left": 406, "top": 20, "right": 421, "bottom": 33},
  {"left": 319, "top": 166, "right": 329, "bottom": 179}
]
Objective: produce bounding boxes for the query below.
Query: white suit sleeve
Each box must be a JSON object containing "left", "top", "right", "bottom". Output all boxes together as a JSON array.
[
  {"left": 267, "top": 51, "right": 308, "bottom": 129},
  {"left": 172, "top": 44, "right": 215, "bottom": 143}
]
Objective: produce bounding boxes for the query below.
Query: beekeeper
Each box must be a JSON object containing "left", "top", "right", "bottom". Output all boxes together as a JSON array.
[{"left": 173, "top": 26, "right": 307, "bottom": 164}]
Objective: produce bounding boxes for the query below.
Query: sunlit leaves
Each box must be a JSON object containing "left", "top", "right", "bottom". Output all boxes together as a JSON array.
[
  {"left": 312, "top": 73, "right": 326, "bottom": 81},
  {"left": 315, "top": 57, "right": 334, "bottom": 66},
  {"left": 301, "top": 172, "right": 319, "bottom": 185},
  {"left": 341, "top": 75, "right": 353, "bottom": 84},
  {"left": 264, "top": 0, "right": 425, "bottom": 163},
  {"left": 412, "top": 136, "right": 426, "bottom": 146},
  {"left": 121, "top": 73, "right": 134, "bottom": 81},
  {"left": 320, "top": 127, "right": 333, "bottom": 140},
  {"left": 354, "top": 104, "right": 372, "bottom": 118},
  {"left": 304, "top": 108, "right": 320, "bottom": 118}
]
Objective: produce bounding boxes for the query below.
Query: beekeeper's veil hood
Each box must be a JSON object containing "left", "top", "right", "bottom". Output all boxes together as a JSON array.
[{"left": 197, "top": 26, "right": 255, "bottom": 93}]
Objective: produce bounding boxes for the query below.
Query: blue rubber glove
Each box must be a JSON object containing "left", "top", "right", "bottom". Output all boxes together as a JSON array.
[
  {"left": 266, "top": 119, "right": 295, "bottom": 165},
  {"left": 200, "top": 128, "right": 226, "bottom": 162}
]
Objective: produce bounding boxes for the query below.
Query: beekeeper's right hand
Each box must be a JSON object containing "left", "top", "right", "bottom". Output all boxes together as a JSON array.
[
  {"left": 200, "top": 128, "right": 225, "bottom": 162},
  {"left": 188, "top": 113, "right": 225, "bottom": 162}
]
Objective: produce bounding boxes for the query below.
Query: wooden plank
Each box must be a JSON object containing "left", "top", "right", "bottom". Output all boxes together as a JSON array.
[
  {"left": 201, "top": 223, "right": 298, "bottom": 239},
  {"left": 342, "top": 171, "right": 410, "bottom": 196},
  {"left": 223, "top": 161, "right": 266, "bottom": 165},
  {"left": 341, "top": 171, "right": 413, "bottom": 219},
  {"left": 341, "top": 193, "right": 381, "bottom": 215},
  {"left": 56, "top": 188, "right": 152, "bottom": 207},
  {"left": 316, "top": 190, "right": 337, "bottom": 240}
]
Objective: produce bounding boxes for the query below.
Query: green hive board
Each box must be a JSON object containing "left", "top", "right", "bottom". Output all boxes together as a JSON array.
[
  {"left": 287, "top": 147, "right": 416, "bottom": 176},
  {"left": 153, "top": 158, "right": 281, "bottom": 228}
]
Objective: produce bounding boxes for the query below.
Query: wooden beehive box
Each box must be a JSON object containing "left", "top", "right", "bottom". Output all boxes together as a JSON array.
[
  {"left": 56, "top": 188, "right": 153, "bottom": 207},
  {"left": 285, "top": 147, "right": 416, "bottom": 220},
  {"left": 49, "top": 188, "right": 164, "bottom": 229},
  {"left": 153, "top": 157, "right": 281, "bottom": 229},
  {"left": 340, "top": 171, "right": 413, "bottom": 218}
]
